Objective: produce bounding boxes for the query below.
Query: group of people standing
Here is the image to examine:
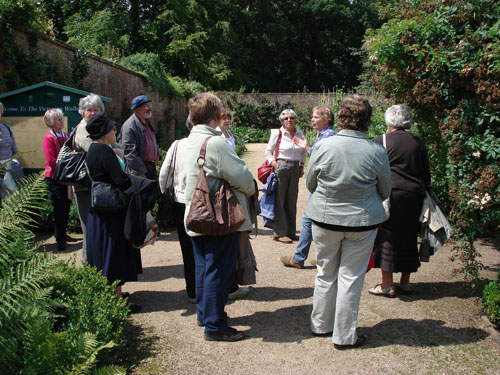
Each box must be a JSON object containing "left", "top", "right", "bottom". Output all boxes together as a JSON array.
[
  {"left": 269, "top": 96, "right": 430, "bottom": 348},
  {"left": 42, "top": 94, "right": 160, "bottom": 313},
  {"left": 38, "top": 90, "right": 430, "bottom": 346}
]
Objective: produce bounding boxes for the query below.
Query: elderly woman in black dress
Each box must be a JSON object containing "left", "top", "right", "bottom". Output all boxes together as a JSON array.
[
  {"left": 370, "top": 104, "right": 431, "bottom": 297},
  {"left": 85, "top": 114, "right": 140, "bottom": 312}
]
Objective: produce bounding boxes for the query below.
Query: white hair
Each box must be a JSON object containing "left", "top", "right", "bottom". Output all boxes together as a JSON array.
[
  {"left": 78, "top": 94, "right": 104, "bottom": 116},
  {"left": 44, "top": 108, "right": 64, "bottom": 127},
  {"left": 279, "top": 109, "right": 298, "bottom": 122},
  {"left": 385, "top": 104, "right": 413, "bottom": 129}
]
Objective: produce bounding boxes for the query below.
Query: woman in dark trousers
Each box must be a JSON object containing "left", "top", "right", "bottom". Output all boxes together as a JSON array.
[
  {"left": 370, "top": 104, "right": 431, "bottom": 297},
  {"left": 159, "top": 116, "right": 196, "bottom": 302},
  {"left": 42, "top": 108, "right": 71, "bottom": 251}
]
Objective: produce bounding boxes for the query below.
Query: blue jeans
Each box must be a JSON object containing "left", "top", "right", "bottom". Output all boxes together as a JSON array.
[
  {"left": 293, "top": 213, "right": 313, "bottom": 265},
  {"left": 191, "top": 232, "right": 239, "bottom": 334}
]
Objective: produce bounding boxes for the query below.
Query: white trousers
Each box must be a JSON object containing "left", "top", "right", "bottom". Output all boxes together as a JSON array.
[{"left": 310, "top": 224, "right": 377, "bottom": 345}]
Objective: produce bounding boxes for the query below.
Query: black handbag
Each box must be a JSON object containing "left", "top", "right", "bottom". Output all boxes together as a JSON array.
[
  {"left": 90, "top": 180, "right": 127, "bottom": 214},
  {"left": 88, "top": 166, "right": 127, "bottom": 214},
  {"left": 52, "top": 126, "right": 88, "bottom": 187}
]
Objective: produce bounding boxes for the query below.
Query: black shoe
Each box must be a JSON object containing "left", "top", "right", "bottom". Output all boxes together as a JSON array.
[
  {"left": 204, "top": 327, "right": 245, "bottom": 342},
  {"left": 334, "top": 335, "right": 366, "bottom": 350},
  {"left": 128, "top": 302, "right": 141, "bottom": 314},
  {"left": 312, "top": 331, "right": 332, "bottom": 337},
  {"left": 121, "top": 292, "right": 130, "bottom": 299},
  {"left": 197, "top": 320, "right": 204, "bottom": 327},
  {"left": 65, "top": 235, "right": 78, "bottom": 242},
  {"left": 57, "top": 242, "right": 66, "bottom": 251}
]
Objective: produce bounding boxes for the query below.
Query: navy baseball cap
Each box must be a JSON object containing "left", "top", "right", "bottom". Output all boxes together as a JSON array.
[{"left": 131, "top": 95, "right": 151, "bottom": 110}]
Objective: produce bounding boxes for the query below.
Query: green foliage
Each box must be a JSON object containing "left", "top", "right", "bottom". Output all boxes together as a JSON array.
[
  {"left": 69, "top": 49, "right": 90, "bottom": 89},
  {"left": 120, "top": 53, "right": 206, "bottom": 99},
  {"left": 482, "top": 272, "right": 500, "bottom": 326},
  {"left": 364, "top": 0, "right": 500, "bottom": 280},
  {"left": 51, "top": 263, "right": 129, "bottom": 348},
  {"left": 0, "top": 172, "right": 126, "bottom": 374}
]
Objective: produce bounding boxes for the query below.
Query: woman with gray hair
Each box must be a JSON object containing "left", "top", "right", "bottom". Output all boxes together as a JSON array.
[
  {"left": 370, "top": 104, "right": 431, "bottom": 297},
  {"left": 264, "top": 109, "right": 306, "bottom": 243},
  {"left": 43, "top": 108, "right": 71, "bottom": 250}
]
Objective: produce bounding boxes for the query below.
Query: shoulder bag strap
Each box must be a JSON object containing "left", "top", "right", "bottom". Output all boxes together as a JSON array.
[
  {"left": 198, "top": 136, "right": 212, "bottom": 165},
  {"left": 274, "top": 129, "right": 282, "bottom": 159}
]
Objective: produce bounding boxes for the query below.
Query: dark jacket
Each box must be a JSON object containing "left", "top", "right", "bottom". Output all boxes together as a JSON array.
[
  {"left": 123, "top": 175, "right": 159, "bottom": 247},
  {"left": 119, "top": 113, "right": 160, "bottom": 176},
  {"left": 375, "top": 129, "right": 430, "bottom": 196}
]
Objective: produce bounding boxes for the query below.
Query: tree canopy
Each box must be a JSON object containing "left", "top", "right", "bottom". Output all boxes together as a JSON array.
[{"left": 28, "top": 0, "right": 386, "bottom": 92}]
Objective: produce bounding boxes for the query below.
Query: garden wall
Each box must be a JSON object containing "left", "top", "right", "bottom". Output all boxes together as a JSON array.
[{"left": 0, "top": 30, "right": 179, "bottom": 146}]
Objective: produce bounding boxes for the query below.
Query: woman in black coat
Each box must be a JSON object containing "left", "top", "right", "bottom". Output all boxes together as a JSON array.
[
  {"left": 85, "top": 114, "right": 140, "bottom": 312},
  {"left": 370, "top": 104, "right": 431, "bottom": 297}
]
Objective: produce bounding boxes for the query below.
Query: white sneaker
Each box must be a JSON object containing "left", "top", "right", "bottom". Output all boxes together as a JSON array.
[{"left": 228, "top": 287, "right": 250, "bottom": 300}]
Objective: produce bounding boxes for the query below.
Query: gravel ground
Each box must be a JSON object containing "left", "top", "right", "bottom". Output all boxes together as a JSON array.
[{"left": 47, "top": 143, "right": 500, "bottom": 375}]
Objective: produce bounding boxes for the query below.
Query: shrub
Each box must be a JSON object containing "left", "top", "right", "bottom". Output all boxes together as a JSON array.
[
  {"left": 364, "top": 0, "right": 500, "bottom": 281},
  {"left": 483, "top": 272, "right": 500, "bottom": 327},
  {"left": 0, "top": 172, "right": 126, "bottom": 374}
]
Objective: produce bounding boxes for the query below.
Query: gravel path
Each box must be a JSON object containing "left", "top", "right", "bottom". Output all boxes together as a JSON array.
[{"left": 48, "top": 143, "right": 500, "bottom": 374}]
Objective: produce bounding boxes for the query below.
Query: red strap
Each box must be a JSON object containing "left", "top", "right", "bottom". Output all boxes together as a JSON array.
[{"left": 274, "top": 130, "right": 282, "bottom": 159}]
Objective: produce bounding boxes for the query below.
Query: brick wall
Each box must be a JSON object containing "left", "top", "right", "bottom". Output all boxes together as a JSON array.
[{"left": 1, "top": 30, "right": 180, "bottom": 147}]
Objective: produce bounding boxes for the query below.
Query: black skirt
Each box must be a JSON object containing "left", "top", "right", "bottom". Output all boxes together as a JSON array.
[
  {"left": 86, "top": 210, "right": 138, "bottom": 285},
  {"left": 373, "top": 189, "right": 424, "bottom": 273}
]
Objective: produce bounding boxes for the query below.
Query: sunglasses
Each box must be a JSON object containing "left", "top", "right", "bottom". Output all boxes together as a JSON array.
[{"left": 283, "top": 117, "right": 296, "bottom": 121}]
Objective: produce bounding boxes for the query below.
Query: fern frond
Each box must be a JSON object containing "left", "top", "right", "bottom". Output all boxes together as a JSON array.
[{"left": 0, "top": 172, "right": 46, "bottom": 244}]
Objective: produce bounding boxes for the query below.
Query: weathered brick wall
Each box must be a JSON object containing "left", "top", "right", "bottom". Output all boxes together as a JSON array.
[
  {"left": 1, "top": 30, "right": 179, "bottom": 147},
  {"left": 2, "top": 30, "right": 345, "bottom": 147}
]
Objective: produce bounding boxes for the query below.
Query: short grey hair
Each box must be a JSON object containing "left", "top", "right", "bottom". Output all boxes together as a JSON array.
[
  {"left": 43, "top": 108, "right": 64, "bottom": 127},
  {"left": 78, "top": 94, "right": 105, "bottom": 116},
  {"left": 279, "top": 109, "right": 298, "bottom": 122},
  {"left": 385, "top": 104, "right": 413, "bottom": 129}
]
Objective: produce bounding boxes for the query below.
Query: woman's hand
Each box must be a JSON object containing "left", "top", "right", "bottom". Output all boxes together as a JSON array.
[
  {"left": 271, "top": 160, "right": 278, "bottom": 170},
  {"left": 293, "top": 135, "right": 311, "bottom": 155}
]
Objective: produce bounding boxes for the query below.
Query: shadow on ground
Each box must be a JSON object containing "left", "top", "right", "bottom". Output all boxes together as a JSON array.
[{"left": 105, "top": 322, "right": 158, "bottom": 372}]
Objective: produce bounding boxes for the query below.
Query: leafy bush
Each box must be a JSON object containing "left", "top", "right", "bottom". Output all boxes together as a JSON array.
[
  {"left": 364, "top": 0, "right": 500, "bottom": 281},
  {"left": 52, "top": 262, "right": 129, "bottom": 348},
  {"left": 483, "top": 272, "right": 500, "bottom": 327},
  {"left": 0, "top": 172, "right": 126, "bottom": 374}
]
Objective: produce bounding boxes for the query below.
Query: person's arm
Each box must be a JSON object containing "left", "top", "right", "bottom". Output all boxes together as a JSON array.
[
  {"left": 376, "top": 148, "right": 392, "bottom": 201},
  {"left": 73, "top": 122, "right": 92, "bottom": 152},
  {"left": 158, "top": 140, "right": 177, "bottom": 194},
  {"left": 264, "top": 129, "right": 280, "bottom": 168},
  {"left": 102, "top": 146, "right": 132, "bottom": 191},
  {"left": 10, "top": 131, "right": 19, "bottom": 156},
  {"left": 42, "top": 134, "right": 57, "bottom": 173},
  {"left": 293, "top": 135, "right": 311, "bottom": 155},
  {"left": 214, "top": 138, "right": 255, "bottom": 197}
]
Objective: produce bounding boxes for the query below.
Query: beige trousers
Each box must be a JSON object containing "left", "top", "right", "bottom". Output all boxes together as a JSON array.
[{"left": 310, "top": 224, "right": 377, "bottom": 345}]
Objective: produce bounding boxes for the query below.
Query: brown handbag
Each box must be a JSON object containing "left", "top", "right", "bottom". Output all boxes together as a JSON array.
[{"left": 186, "top": 136, "right": 246, "bottom": 236}]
